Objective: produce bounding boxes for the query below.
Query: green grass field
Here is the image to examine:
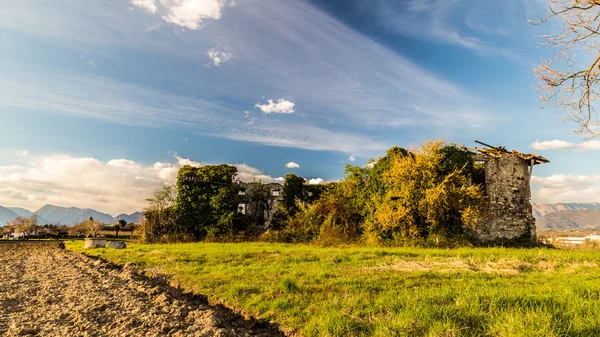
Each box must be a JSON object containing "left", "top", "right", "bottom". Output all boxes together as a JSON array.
[{"left": 67, "top": 241, "right": 600, "bottom": 337}]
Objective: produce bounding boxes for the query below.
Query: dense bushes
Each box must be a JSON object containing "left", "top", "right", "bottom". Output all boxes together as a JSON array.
[
  {"left": 142, "top": 140, "right": 485, "bottom": 246},
  {"left": 270, "top": 140, "right": 485, "bottom": 246},
  {"left": 366, "top": 141, "right": 484, "bottom": 244}
]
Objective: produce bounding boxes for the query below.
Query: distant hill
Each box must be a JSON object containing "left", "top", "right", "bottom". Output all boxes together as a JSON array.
[
  {"left": 7, "top": 207, "right": 50, "bottom": 224},
  {"left": 115, "top": 212, "right": 144, "bottom": 224},
  {"left": 532, "top": 203, "right": 600, "bottom": 218},
  {"left": 0, "top": 206, "right": 20, "bottom": 226},
  {"left": 0, "top": 204, "right": 143, "bottom": 226},
  {"left": 35, "top": 205, "right": 117, "bottom": 226},
  {"left": 536, "top": 210, "right": 600, "bottom": 230},
  {"left": 8, "top": 207, "right": 32, "bottom": 217}
]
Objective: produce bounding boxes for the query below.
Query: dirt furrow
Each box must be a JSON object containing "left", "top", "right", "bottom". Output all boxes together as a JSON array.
[{"left": 0, "top": 242, "right": 285, "bottom": 337}]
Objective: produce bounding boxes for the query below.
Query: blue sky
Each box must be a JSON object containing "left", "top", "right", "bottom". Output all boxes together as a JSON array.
[{"left": 0, "top": 0, "right": 598, "bottom": 214}]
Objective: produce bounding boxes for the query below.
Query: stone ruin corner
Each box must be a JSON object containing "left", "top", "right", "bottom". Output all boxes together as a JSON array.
[{"left": 463, "top": 141, "right": 549, "bottom": 243}]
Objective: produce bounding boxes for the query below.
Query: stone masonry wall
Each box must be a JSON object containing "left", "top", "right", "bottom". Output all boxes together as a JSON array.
[{"left": 476, "top": 153, "right": 537, "bottom": 242}]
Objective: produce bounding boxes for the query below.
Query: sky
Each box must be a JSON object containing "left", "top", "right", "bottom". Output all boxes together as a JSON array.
[{"left": 0, "top": 0, "right": 598, "bottom": 215}]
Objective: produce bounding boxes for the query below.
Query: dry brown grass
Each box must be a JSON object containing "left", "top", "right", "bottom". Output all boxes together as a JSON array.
[{"left": 365, "top": 257, "right": 599, "bottom": 275}]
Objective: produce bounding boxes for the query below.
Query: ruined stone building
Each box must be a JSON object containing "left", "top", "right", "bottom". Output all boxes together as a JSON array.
[
  {"left": 469, "top": 141, "right": 549, "bottom": 242},
  {"left": 235, "top": 181, "right": 323, "bottom": 232},
  {"left": 236, "top": 182, "right": 284, "bottom": 229},
  {"left": 231, "top": 141, "right": 549, "bottom": 243}
]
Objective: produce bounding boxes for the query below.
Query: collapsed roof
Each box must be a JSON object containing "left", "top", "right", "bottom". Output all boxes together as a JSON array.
[{"left": 460, "top": 140, "right": 549, "bottom": 166}]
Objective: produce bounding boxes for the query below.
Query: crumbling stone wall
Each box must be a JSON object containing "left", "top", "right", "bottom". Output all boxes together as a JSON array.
[
  {"left": 476, "top": 153, "right": 537, "bottom": 242},
  {"left": 237, "top": 182, "right": 283, "bottom": 231}
]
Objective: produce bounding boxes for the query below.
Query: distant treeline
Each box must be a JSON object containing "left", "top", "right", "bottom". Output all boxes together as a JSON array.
[
  {"left": 1, "top": 215, "right": 136, "bottom": 239},
  {"left": 141, "top": 140, "right": 487, "bottom": 246}
]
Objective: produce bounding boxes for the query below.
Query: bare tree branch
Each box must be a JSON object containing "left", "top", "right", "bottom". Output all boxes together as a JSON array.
[{"left": 534, "top": 0, "right": 600, "bottom": 137}]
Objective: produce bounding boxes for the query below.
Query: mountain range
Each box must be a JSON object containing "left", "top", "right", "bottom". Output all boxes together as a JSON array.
[
  {"left": 532, "top": 203, "right": 600, "bottom": 230},
  {"left": 532, "top": 203, "right": 600, "bottom": 218},
  {"left": 0, "top": 205, "right": 143, "bottom": 227},
  {"left": 536, "top": 210, "right": 600, "bottom": 230}
]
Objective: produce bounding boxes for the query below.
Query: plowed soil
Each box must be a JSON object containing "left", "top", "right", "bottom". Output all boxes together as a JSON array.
[{"left": 0, "top": 242, "right": 285, "bottom": 337}]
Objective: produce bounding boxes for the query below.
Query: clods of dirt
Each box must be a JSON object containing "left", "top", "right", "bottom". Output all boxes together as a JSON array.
[{"left": 0, "top": 242, "right": 285, "bottom": 337}]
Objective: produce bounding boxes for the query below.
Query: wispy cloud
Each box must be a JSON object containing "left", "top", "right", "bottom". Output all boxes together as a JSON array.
[
  {"left": 0, "top": 0, "right": 491, "bottom": 154},
  {"left": 531, "top": 140, "right": 600, "bottom": 151},
  {"left": 0, "top": 69, "right": 387, "bottom": 153},
  {"left": 354, "top": 0, "right": 536, "bottom": 59}
]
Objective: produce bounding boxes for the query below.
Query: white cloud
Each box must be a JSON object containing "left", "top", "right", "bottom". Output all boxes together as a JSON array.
[
  {"left": 0, "top": 154, "right": 284, "bottom": 215},
  {"left": 21, "top": 151, "right": 28, "bottom": 156},
  {"left": 532, "top": 174, "right": 600, "bottom": 203},
  {"left": 131, "top": 0, "right": 233, "bottom": 30},
  {"left": 531, "top": 140, "right": 600, "bottom": 151},
  {"left": 255, "top": 99, "right": 295, "bottom": 114},
  {"left": 207, "top": 47, "right": 232, "bottom": 66},
  {"left": 307, "top": 178, "right": 325, "bottom": 185},
  {"left": 285, "top": 161, "right": 300, "bottom": 169},
  {"left": 131, "top": 0, "right": 157, "bottom": 14},
  {"left": 579, "top": 140, "right": 600, "bottom": 151},
  {"left": 161, "top": 0, "right": 227, "bottom": 30},
  {"left": 348, "top": 155, "right": 356, "bottom": 162},
  {"left": 530, "top": 140, "right": 576, "bottom": 150},
  {"left": 107, "top": 159, "right": 138, "bottom": 168}
]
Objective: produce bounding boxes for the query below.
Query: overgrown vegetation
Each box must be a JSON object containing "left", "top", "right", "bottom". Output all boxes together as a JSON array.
[
  {"left": 141, "top": 140, "right": 486, "bottom": 245},
  {"left": 71, "top": 241, "right": 600, "bottom": 337},
  {"left": 141, "top": 165, "right": 244, "bottom": 243},
  {"left": 265, "top": 140, "right": 485, "bottom": 245}
]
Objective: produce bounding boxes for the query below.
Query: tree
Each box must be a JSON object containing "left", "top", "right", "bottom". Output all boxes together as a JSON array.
[
  {"left": 68, "top": 222, "right": 88, "bottom": 237},
  {"left": 1, "top": 224, "right": 14, "bottom": 238},
  {"left": 45, "top": 224, "right": 68, "bottom": 238},
  {"left": 283, "top": 173, "right": 305, "bottom": 216},
  {"left": 370, "top": 140, "right": 484, "bottom": 243},
  {"left": 358, "top": 146, "right": 411, "bottom": 232},
  {"left": 533, "top": 1, "right": 600, "bottom": 136},
  {"left": 176, "top": 164, "right": 239, "bottom": 240},
  {"left": 115, "top": 219, "right": 127, "bottom": 236},
  {"left": 129, "top": 222, "right": 137, "bottom": 237},
  {"left": 142, "top": 184, "right": 177, "bottom": 242},
  {"left": 287, "top": 176, "right": 365, "bottom": 244},
  {"left": 12, "top": 215, "right": 38, "bottom": 238},
  {"left": 86, "top": 217, "right": 103, "bottom": 238}
]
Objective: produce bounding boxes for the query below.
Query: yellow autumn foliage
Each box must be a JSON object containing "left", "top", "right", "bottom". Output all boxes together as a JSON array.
[{"left": 369, "top": 140, "right": 484, "bottom": 243}]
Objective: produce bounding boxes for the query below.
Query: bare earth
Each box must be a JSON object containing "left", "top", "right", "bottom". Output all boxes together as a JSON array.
[{"left": 0, "top": 242, "right": 285, "bottom": 337}]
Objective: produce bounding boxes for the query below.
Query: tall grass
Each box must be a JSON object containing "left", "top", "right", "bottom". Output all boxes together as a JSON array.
[{"left": 68, "top": 241, "right": 600, "bottom": 336}]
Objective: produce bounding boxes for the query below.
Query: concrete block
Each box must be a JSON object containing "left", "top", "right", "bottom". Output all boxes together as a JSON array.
[
  {"left": 108, "top": 241, "right": 126, "bottom": 249},
  {"left": 84, "top": 238, "right": 106, "bottom": 249}
]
